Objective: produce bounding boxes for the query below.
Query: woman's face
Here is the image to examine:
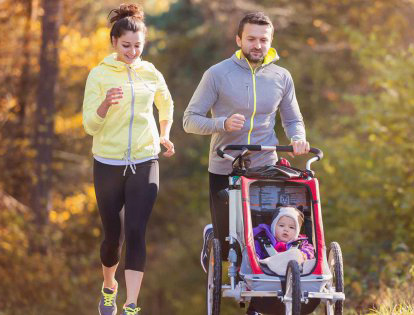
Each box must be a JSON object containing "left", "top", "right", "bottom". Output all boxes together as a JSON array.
[{"left": 113, "top": 30, "right": 145, "bottom": 64}]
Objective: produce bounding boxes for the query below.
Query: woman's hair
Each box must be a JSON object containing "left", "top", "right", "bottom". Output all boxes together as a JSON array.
[{"left": 108, "top": 3, "right": 146, "bottom": 44}]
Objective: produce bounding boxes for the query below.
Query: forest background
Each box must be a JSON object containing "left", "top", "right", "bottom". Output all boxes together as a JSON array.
[{"left": 1, "top": 0, "right": 414, "bottom": 314}]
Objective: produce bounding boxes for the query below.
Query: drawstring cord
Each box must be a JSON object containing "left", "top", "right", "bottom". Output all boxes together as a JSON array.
[
  {"left": 123, "top": 150, "right": 136, "bottom": 176},
  {"left": 130, "top": 68, "right": 156, "bottom": 92}
]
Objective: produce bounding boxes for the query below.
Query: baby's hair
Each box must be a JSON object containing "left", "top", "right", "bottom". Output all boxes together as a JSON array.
[{"left": 108, "top": 3, "right": 146, "bottom": 44}]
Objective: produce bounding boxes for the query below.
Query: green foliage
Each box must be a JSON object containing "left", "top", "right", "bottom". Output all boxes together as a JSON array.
[{"left": 316, "top": 3, "right": 414, "bottom": 309}]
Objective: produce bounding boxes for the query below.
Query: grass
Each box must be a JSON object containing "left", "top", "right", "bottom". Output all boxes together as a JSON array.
[{"left": 365, "top": 280, "right": 414, "bottom": 315}]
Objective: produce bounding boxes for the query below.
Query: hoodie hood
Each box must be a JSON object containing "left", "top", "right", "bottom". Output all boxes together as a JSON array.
[
  {"left": 233, "top": 47, "right": 280, "bottom": 70},
  {"left": 99, "top": 53, "right": 142, "bottom": 71}
]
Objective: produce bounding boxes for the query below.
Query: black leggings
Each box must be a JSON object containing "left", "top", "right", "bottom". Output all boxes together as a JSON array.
[
  {"left": 209, "top": 172, "right": 230, "bottom": 260},
  {"left": 93, "top": 159, "right": 159, "bottom": 272}
]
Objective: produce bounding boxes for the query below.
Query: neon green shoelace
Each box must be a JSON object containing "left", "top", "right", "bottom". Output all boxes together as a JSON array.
[{"left": 102, "top": 290, "right": 116, "bottom": 306}]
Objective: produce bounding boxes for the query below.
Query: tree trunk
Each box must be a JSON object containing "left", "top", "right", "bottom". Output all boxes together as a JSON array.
[
  {"left": 31, "top": 0, "right": 61, "bottom": 251},
  {"left": 17, "top": 0, "right": 36, "bottom": 127}
]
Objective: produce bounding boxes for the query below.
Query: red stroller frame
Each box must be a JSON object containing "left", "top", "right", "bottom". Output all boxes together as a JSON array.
[{"left": 242, "top": 176, "right": 325, "bottom": 276}]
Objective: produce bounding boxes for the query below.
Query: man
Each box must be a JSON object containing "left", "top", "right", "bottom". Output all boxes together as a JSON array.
[{"left": 183, "top": 12, "right": 309, "bottom": 314}]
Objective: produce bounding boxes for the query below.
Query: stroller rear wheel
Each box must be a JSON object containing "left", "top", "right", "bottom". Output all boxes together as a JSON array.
[
  {"left": 325, "top": 242, "right": 344, "bottom": 315},
  {"left": 206, "top": 238, "right": 222, "bottom": 315},
  {"left": 284, "top": 260, "right": 301, "bottom": 315}
]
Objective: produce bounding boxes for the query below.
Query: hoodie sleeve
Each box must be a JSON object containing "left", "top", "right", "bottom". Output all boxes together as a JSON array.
[
  {"left": 279, "top": 71, "right": 306, "bottom": 142},
  {"left": 82, "top": 68, "right": 105, "bottom": 136},
  {"left": 183, "top": 68, "right": 227, "bottom": 135},
  {"left": 154, "top": 69, "right": 174, "bottom": 122}
]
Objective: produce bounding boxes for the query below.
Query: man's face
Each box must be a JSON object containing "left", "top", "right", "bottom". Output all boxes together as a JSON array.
[{"left": 236, "top": 23, "right": 273, "bottom": 64}]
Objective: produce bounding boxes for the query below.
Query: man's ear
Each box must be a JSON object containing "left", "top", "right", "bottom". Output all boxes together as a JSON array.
[{"left": 236, "top": 35, "right": 242, "bottom": 48}]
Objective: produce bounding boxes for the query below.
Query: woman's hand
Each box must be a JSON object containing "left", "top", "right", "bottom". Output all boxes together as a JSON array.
[
  {"left": 160, "top": 136, "right": 175, "bottom": 157},
  {"left": 97, "top": 87, "right": 123, "bottom": 118},
  {"left": 104, "top": 87, "right": 123, "bottom": 106}
]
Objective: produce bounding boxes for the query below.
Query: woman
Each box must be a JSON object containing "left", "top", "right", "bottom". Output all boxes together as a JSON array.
[{"left": 82, "top": 4, "right": 174, "bottom": 315}]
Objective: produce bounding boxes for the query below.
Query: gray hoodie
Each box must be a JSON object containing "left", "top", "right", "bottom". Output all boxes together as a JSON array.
[{"left": 183, "top": 48, "right": 306, "bottom": 175}]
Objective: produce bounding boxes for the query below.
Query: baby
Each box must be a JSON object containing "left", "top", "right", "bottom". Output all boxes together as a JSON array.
[{"left": 254, "top": 206, "right": 314, "bottom": 263}]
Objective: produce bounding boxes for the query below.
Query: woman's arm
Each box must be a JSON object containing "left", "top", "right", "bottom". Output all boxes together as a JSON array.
[{"left": 159, "top": 120, "right": 174, "bottom": 157}]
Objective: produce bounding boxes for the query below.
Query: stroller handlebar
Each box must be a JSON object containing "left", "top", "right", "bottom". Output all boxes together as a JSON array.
[{"left": 217, "top": 145, "right": 323, "bottom": 161}]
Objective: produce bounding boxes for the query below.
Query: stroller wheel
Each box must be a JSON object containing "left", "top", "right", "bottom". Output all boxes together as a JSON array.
[
  {"left": 284, "top": 260, "right": 301, "bottom": 315},
  {"left": 206, "top": 238, "right": 222, "bottom": 315},
  {"left": 325, "top": 242, "right": 344, "bottom": 315}
]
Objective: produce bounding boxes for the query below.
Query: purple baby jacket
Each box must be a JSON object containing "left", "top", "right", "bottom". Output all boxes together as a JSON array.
[{"left": 253, "top": 223, "right": 315, "bottom": 260}]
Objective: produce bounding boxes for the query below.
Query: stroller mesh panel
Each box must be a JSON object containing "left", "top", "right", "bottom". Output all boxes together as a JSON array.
[{"left": 249, "top": 181, "right": 311, "bottom": 228}]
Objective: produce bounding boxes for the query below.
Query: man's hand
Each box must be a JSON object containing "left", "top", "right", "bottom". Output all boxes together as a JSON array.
[
  {"left": 224, "top": 114, "right": 245, "bottom": 132},
  {"left": 288, "top": 139, "right": 310, "bottom": 158}
]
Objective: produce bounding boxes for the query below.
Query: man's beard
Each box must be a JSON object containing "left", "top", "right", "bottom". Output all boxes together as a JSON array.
[{"left": 244, "top": 49, "right": 264, "bottom": 63}]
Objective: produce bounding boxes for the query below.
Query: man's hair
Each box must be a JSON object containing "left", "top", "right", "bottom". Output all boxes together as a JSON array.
[{"left": 237, "top": 12, "right": 274, "bottom": 38}]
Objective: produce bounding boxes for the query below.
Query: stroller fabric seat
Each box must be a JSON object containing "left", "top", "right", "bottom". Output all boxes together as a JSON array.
[{"left": 259, "top": 249, "right": 316, "bottom": 275}]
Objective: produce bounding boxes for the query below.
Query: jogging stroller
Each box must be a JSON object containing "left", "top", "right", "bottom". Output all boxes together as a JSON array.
[{"left": 206, "top": 145, "right": 345, "bottom": 315}]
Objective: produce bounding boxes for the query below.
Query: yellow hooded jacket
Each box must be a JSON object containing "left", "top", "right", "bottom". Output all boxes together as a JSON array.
[{"left": 83, "top": 53, "right": 174, "bottom": 161}]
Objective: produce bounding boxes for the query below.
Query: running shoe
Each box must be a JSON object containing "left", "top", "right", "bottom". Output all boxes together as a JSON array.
[
  {"left": 200, "top": 223, "right": 214, "bottom": 273},
  {"left": 121, "top": 303, "right": 141, "bottom": 315},
  {"left": 98, "top": 281, "right": 118, "bottom": 315}
]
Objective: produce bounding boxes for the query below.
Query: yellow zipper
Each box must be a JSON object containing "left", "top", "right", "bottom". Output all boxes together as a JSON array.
[{"left": 246, "top": 62, "right": 257, "bottom": 144}]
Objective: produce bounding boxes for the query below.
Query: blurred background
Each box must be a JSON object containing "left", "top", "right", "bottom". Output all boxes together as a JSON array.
[{"left": 0, "top": 0, "right": 413, "bottom": 314}]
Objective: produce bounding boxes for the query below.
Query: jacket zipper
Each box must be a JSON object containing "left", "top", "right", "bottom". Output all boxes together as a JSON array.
[
  {"left": 126, "top": 66, "right": 135, "bottom": 160},
  {"left": 247, "top": 64, "right": 257, "bottom": 144}
]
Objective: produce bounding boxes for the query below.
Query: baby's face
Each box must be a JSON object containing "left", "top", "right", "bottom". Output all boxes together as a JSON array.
[{"left": 274, "top": 216, "right": 296, "bottom": 242}]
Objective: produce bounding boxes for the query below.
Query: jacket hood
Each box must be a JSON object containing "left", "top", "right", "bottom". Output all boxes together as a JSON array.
[
  {"left": 99, "top": 53, "right": 142, "bottom": 71},
  {"left": 232, "top": 47, "right": 280, "bottom": 70}
]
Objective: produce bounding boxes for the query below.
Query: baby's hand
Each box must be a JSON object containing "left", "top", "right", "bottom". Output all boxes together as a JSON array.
[
  {"left": 297, "top": 252, "right": 307, "bottom": 264},
  {"left": 301, "top": 252, "right": 308, "bottom": 263}
]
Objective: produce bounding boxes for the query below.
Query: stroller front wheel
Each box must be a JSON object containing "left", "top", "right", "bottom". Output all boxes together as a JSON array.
[
  {"left": 284, "top": 260, "right": 301, "bottom": 315},
  {"left": 206, "top": 238, "right": 222, "bottom": 315}
]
